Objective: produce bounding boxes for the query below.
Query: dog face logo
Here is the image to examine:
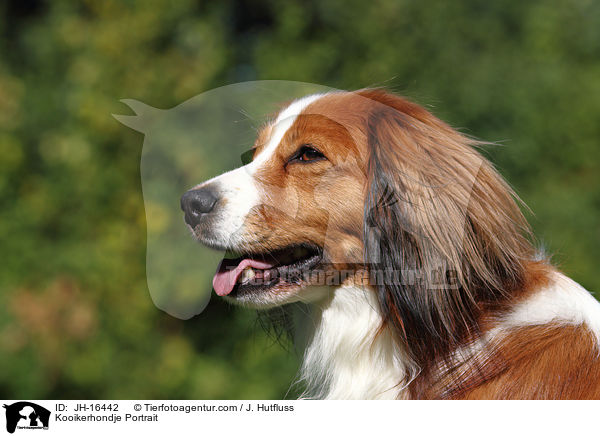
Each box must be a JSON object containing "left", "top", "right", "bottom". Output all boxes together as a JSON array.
[
  {"left": 3, "top": 402, "right": 50, "bottom": 434},
  {"left": 113, "top": 80, "right": 337, "bottom": 318}
]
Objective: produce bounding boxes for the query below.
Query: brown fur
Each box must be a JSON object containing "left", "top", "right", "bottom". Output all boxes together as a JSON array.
[
  {"left": 242, "top": 89, "right": 600, "bottom": 399},
  {"left": 245, "top": 112, "right": 367, "bottom": 269},
  {"left": 453, "top": 324, "right": 600, "bottom": 399}
]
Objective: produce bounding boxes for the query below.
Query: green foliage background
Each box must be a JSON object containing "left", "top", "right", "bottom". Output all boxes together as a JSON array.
[{"left": 0, "top": 0, "right": 598, "bottom": 399}]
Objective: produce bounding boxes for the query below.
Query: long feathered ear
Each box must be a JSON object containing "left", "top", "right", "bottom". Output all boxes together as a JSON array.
[{"left": 361, "top": 90, "right": 534, "bottom": 381}]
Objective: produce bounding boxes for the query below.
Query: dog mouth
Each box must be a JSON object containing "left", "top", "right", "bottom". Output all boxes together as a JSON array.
[{"left": 212, "top": 244, "right": 322, "bottom": 297}]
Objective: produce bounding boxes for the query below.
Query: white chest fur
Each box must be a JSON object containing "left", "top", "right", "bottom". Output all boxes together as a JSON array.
[{"left": 296, "top": 285, "right": 415, "bottom": 399}]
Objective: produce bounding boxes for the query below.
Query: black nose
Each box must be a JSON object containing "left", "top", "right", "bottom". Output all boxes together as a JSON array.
[{"left": 180, "top": 187, "right": 218, "bottom": 227}]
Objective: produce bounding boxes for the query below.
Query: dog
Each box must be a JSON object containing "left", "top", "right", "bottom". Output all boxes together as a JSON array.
[{"left": 181, "top": 89, "right": 600, "bottom": 399}]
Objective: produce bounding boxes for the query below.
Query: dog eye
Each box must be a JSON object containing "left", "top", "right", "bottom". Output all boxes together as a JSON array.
[{"left": 291, "top": 145, "right": 326, "bottom": 163}]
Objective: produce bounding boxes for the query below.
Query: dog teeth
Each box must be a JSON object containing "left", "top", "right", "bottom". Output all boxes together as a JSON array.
[{"left": 240, "top": 267, "right": 255, "bottom": 283}]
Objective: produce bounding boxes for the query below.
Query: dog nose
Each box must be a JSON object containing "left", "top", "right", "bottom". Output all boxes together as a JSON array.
[{"left": 180, "top": 188, "right": 218, "bottom": 227}]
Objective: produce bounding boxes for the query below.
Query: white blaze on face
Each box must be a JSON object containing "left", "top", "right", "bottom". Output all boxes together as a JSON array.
[{"left": 195, "top": 93, "right": 326, "bottom": 248}]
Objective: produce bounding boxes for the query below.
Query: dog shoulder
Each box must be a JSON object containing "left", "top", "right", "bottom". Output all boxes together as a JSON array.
[{"left": 455, "top": 269, "right": 600, "bottom": 399}]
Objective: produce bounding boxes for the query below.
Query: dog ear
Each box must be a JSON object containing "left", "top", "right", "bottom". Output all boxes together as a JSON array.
[{"left": 362, "top": 96, "right": 533, "bottom": 378}]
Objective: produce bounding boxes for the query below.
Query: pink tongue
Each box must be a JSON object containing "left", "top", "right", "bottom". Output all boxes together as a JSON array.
[{"left": 212, "top": 257, "right": 276, "bottom": 296}]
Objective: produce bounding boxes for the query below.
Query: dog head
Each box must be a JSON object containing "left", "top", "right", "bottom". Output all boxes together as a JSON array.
[{"left": 181, "top": 89, "right": 532, "bottom": 312}]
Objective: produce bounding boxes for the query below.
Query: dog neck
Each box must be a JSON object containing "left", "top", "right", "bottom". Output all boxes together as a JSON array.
[{"left": 295, "top": 284, "right": 416, "bottom": 399}]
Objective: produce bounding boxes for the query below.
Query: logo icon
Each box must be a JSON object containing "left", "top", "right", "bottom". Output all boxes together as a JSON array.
[{"left": 3, "top": 402, "right": 50, "bottom": 434}]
